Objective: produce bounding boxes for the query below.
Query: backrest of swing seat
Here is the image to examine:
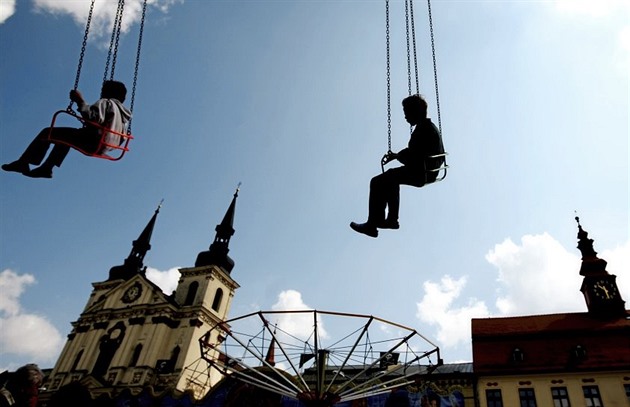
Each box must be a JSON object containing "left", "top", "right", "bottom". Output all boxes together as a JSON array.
[
  {"left": 427, "top": 152, "right": 448, "bottom": 182},
  {"left": 48, "top": 109, "right": 133, "bottom": 161}
]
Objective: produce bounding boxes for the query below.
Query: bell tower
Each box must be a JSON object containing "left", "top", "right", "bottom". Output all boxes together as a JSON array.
[{"left": 575, "top": 217, "right": 626, "bottom": 319}]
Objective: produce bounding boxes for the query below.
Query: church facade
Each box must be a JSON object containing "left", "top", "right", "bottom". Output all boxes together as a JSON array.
[{"left": 42, "top": 189, "right": 241, "bottom": 401}]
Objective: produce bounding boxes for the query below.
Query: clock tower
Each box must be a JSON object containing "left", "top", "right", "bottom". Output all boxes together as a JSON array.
[{"left": 575, "top": 217, "right": 626, "bottom": 319}]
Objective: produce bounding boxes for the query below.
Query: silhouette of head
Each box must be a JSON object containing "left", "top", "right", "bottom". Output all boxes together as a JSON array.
[
  {"left": 101, "top": 80, "right": 127, "bottom": 103},
  {"left": 402, "top": 94, "right": 428, "bottom": 125}
]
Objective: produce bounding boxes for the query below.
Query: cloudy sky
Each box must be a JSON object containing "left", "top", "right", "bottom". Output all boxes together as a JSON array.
[{"left": 0, "top": 0, "right": 628, "bottom": 372}]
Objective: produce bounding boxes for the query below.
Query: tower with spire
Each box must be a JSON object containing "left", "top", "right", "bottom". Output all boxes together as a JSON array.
[
  {"left": 43, "top": 189, "right": 242, "bottom": 401},
  {"left": 575, "top": 217, "right": 626, "bottom": 319}
]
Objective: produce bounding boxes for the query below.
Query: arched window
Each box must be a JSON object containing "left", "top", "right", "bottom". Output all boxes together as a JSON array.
[
  {"left": 212, "top": 288, "right": 223, "bottom": 312},
  {"left": 71, "top": 349, "right": 84, "bottom": 371},
  {"left": 184, "top": 281, "right": 199, "bottom": 306},
  {"left": 130, "top": 344, "right": 143, "bottom": 367}
]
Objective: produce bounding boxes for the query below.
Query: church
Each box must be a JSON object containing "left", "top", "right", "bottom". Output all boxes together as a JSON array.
[{"left": 40, "top": 188, "right": 242, "bottom": 404}]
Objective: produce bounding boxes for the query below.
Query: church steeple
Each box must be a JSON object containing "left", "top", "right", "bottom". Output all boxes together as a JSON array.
[
  {"left": 195, "top": 186, "right": 239, "bottom": 273},
  {"left": 576, "top": 216, "right": 626, "bottom": 319},
  {"left": 575, "top": 216, "right": 608, "bottom": 277},
  {"left": 109, "top": 202, "right": 161, "bottom": 280}
]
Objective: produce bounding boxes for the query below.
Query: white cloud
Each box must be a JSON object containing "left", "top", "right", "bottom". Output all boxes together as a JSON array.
[
  {"left": 271, "top": 290, "right": 329, "bottom": 341},
  {"left": 601, "top": 240, "right": 630, "bottom": 297},
  {"left": 486, "top": 233, "right": 583, "bottom": 315},
  {"left": 0, "top": 0, "right": 16, "bottom": 24},
  {"left": 0, "top": 269, "right": 63, "bottom": 366},
  {"left": 0, "top": 270, "right": 35, "bottom": 316},
  {"left": 554, "top": 0, "right": 628, "bottom": 17},
  {"left": 416, "top": 234, "right": 630, "bottom": 361},
  {"left": 33, "top": 0, "right": 182, "bottom": 39},
  {"left": 146, "top": 266, "right": 181, "bottom": 294},
  {"left": 416, "top": 275, "right": 489, "bottom": 349}
]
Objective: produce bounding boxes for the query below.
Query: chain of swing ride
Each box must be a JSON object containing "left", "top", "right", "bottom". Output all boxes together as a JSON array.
[
  {"left": 70, "top": 0, "right": 147, "bottom": 134},
  {"left": 385, "top": 0, "right": 441, "bottom": 154}
]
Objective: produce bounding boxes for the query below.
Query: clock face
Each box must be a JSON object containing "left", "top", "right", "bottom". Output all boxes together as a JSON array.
[
  {"left": 592, "top": 279, "right": 617, "bottom": 300},
  {"left": 123, "top": 284, "right": 142, "bottom": 303}
]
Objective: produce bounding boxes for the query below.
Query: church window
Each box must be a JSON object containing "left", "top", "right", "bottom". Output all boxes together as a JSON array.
[
  {"left": 625, "top": 384, "right": 630, "bottom": 402},
  {"left": 71, "top": 349, "right": 84, "bottom": 371},
  {"left": 582, "top": 386, "right": 603, "bottom": 407},
  {"left": 551, "top": 387, "right": 571, "bottom": 407},
  {"left": 184, "top": 281, "right": 199, "bottom": 305},
  {"left": 130, "top": 344, "right": 143, "bottom": 367},
  {"left": 486, "top": 389, "right": 503, "bottom": 407},
  {"left": 519, "top": 388, "right": 537, "bottom": 407},
  {"left": 212, "top": 288, "right": 223, "bottom": 312}
]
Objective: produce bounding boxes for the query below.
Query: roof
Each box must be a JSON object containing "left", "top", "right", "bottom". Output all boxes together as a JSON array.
[
  {"left": 471, "top": 311, "right": 630, "bottom": 337},
  {"left": 471, "top": 311, "right": 630, "bottom": 374}
]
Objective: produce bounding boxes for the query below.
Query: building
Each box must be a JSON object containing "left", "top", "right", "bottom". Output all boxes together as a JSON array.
[
  {"left": 472, "top": 218, "right": 630, "bottom": 407},
  {"left": 41, "top": 188, "right": 241, "bottom": 403}
]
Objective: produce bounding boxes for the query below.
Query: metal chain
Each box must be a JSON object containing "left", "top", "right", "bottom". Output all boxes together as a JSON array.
[
  {"left": 409, "top": 0, "right": 419, "bottom": 94},
  {"left": 427, "top": 0, "right": 442, "bottom": 134},
  {"left": 386, "top": 0, "right": 392, "bottom": 153},
  {"left": 127, "top": 0, "right": 148, "bottom": 133},
  {"left": 110, "top": 0, "right": 125, "bottom": 80},
  {"left": 405, "top": 0, "right": 412, "bottom": 97},
  {"left": 69, "top": 0, "right": 96, "bottom": 109},
  {"left": 104, "top": 0, "right": 125, "bottom": 82}
]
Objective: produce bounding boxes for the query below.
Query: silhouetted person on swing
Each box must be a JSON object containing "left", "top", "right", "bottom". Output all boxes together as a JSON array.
[
  {"left": 2, "top": 80, "right": 131, "bottom": 179},
  {"left": 351, "top": 94, "right": 444, "bottom": 238}
]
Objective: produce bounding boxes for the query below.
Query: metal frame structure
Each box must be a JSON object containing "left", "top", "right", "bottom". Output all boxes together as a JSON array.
[{"left": 199, "top": 310, "right": 442, "bottom": 406}]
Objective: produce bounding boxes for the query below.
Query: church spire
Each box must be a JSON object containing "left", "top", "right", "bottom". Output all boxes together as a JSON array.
[
  {"left": 195, "top": 186, "right": 239, "bottom": 273},
  {"left": 109, "top": 202, "right": 162, "bottom": 280},
  {"left": 575, "top": 216, "right": 608, "bottom": 277}
]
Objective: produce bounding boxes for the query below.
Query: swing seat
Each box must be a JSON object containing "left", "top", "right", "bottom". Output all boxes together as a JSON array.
[
  {"left": 380, "top": 151, "right": 448, "bottom": 183},
  {"left": 47, "top": 109, "right": 133, "bottom": 161}
]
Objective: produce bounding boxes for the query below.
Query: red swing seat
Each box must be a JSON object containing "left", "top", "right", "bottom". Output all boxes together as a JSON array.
[{"left": 47, "top": 109, "right": 133, "bottom": 161}]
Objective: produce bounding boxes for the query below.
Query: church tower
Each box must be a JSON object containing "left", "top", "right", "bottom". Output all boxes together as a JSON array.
[
  {"left": 44, "top": 190, "right": 241, "bottom": 400},
  {"left": 576, "top": 217, "right": 626, "bottom": 319}
]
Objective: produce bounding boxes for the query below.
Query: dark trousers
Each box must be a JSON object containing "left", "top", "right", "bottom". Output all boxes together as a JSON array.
[
  {"left": 368, "top": 166, "right": 427, "bottom": 224},
  {"left": 20, "top": 127, "right": 100, "bottom": 168}
]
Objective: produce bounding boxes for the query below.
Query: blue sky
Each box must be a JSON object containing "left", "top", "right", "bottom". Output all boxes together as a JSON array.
[{"left": 1, "top": 0, "right": 628, "bottom": 372}]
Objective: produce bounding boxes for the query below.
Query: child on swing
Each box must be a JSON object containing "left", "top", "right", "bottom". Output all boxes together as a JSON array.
[{"left": 2, "top": 80, "right": 131, "bottom": 179}]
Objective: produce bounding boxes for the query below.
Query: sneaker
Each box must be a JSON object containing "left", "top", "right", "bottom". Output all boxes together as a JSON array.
[
  {"left": 1, "top": 160, "right": 30, "bottom": 175},
  {"left": 25, "top": 165, "right": 53, "bottom": 179},
  {"left": 350, "top": 222, "right": 378, "bottom": 238},
  {"left": 378, "top": 219, "right": 400, "bottom": 229}
]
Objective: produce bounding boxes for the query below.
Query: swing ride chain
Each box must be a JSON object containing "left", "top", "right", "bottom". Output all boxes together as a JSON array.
[
  {"left": 409, "top": 0, "right": 419, "bottom": 95},
  {"left": 69, "top": 0, "right": 95, "bottom": 110},
  {"left": 427, "top": 0, "right": 442, "bottom": 134},
  {"left": 127, "top": 0, "right": 148, "bottom": 133},
  {"left": 405, "top": 1, "right": 412, "bottom": 97},
  {"left": 385, "top": 0, "right": 392, "bottom": 155},
  {"left": 104, "top": 0, "right": 125, "bottom": 83}
]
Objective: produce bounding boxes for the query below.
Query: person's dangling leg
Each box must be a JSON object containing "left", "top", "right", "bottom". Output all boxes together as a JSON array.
[
  {"left": 28, "top": 127, "right": 100, "bottom": 178},
  {"left": 380, "top": 166, "right": 424, "bottom": 229},
  {"left": 2, "top": 127, "right": 54, "bottom": 175},
  {"left": 350, "top": 173, "right": 389, "bottom": 237},
  {"left": 25, "top": 127, "right": 77, "bottom": 178}
]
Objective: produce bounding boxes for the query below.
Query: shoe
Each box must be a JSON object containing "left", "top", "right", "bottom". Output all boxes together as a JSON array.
[
  {"left": 25, "top": 166, "right": 53, "bottom": 179},
  {"left": 1, "top": 160, "right": 30, "bottom": 175},
  {"left": 378, "top": 219, "right": 399, "bottom": 229},
  {"left": 350, "top": 222, "right": 378, "bottom": 238}
]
